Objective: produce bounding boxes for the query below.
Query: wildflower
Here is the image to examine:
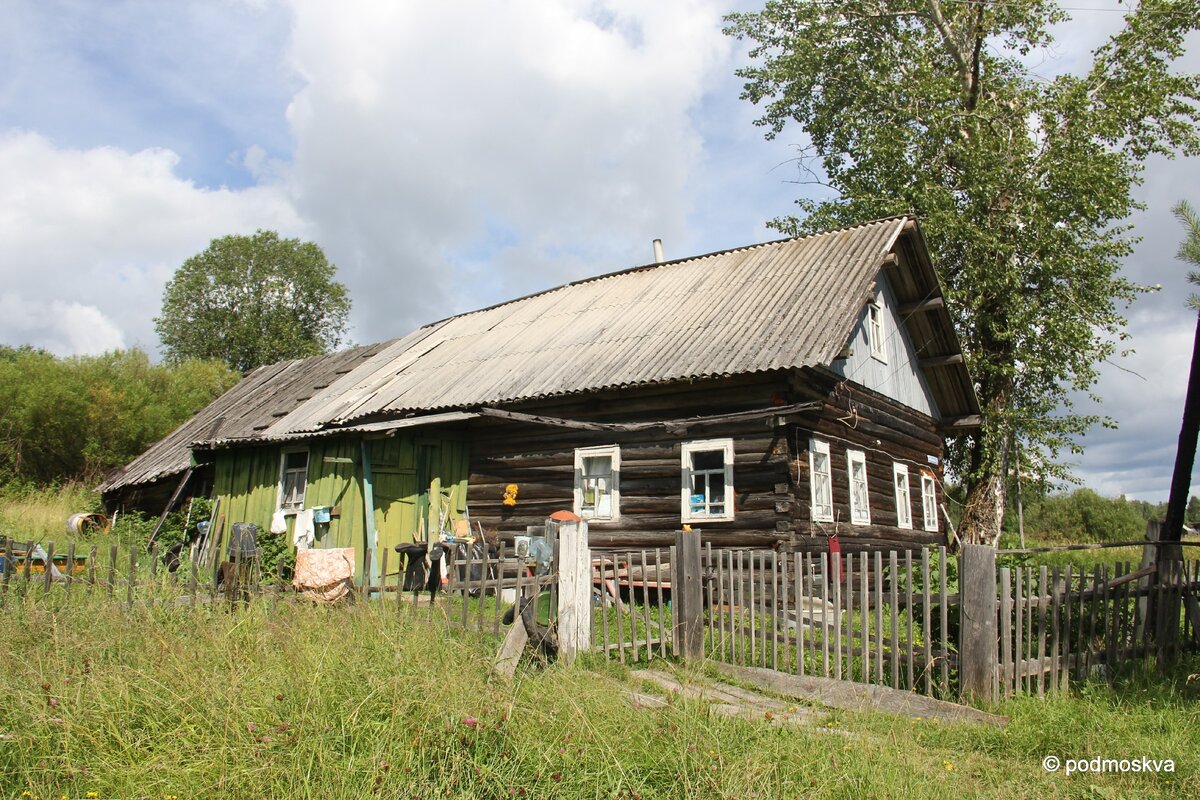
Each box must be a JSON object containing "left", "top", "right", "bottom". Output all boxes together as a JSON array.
[
  {"left": 943, "top": 760, "right": 955, "bottom": 772},
  {"left": 87, "top": 794, "right": 99, "bottom": 799},
  {"left": 246, "top": 722, "right": 256, "bottom": 733},
  {"left": 687, "top": 744, "right": 697, "bottom": 752},
  {"left": 462, "top": 716, "right": 478, "bottom": 729},
  {"left": 47, "top": 697, "right": 59, "bottom": 708},
  {"left": 551, "top": 772, "right": 562, "bottom": 782}
]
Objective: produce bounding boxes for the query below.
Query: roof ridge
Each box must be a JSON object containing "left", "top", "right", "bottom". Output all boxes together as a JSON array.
[{"left": 414, "top": 215, "right": 912, "bottom": 331}]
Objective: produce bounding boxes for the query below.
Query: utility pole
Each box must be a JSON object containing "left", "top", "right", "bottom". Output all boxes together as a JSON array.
[{"left": 1163, "top": 310, "right": 1200, "bottom": 542}]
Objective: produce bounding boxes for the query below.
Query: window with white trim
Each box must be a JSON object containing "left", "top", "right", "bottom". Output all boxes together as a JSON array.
[
  {"left": 574, "top": 445, "right": 619, "bottom": 521},
  {"left": 278, "top": 449, "right": 309, "bottom": 513},
  {"left": 921, "top": 473, "right": 939, "bottom": 532},
  {"left": 893, "top": 462, "right": 912, "bottom": 529},
  {"left": 809, "top": 439, "right": 833, "bottom": 522},
  {"left": 847, "top": 449, "right": 871, "bottom": 525},
  {"left": 867, "top": 301, "right": 887, "bottom": 362},
  {"left": 681, "top": 439, "right": 734, "bottom": 522}
]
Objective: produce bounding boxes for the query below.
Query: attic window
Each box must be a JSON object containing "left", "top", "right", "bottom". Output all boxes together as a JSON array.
[
  {"left": 278, "top": 449, "right": 309, "bottom": 513},
  {"left": 682, "top": 439, "right": 734, "bottom": 523},
  {"left": 867, "top": 301, "right": 887, "bottom": 362}
]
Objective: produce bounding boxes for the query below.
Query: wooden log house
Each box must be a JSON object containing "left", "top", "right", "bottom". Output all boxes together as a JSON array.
[{"left": 100, "top": 216, "right": 979, "bottom": 582}]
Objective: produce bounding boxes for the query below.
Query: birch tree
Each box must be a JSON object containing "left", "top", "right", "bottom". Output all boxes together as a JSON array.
[{"left": 726, "top": 0, "right": 1200, "bottom": 544}]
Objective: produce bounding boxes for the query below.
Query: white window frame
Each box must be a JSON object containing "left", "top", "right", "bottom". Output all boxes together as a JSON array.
[
  {"left": 921, "top": 473, "right": 939, "bottom": 532},
  {"left": 847, "top": 448, "right": 871, "bottom": 525},
  {"left": 893, "top": 462, "right": 912, "bottom": 529},
  {"left": 809, "top": 439, "right": 834, "bottom": 522},
  {"left": 868, "top": 301, "right": 887, "bottom": 362},
  {"left": 277, "top": 447, "right": 310, "bottom": 514},
  {"left": 573, "top": 445, "right": 620, "bottom": 522},
  {"left": 681, "top": 438, "right": 735, "bottom": 523}
]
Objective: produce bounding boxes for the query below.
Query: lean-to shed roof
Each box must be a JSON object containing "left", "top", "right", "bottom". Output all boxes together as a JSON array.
[{"left": 97, "top": 342, "right": 388, "bottom": 493}]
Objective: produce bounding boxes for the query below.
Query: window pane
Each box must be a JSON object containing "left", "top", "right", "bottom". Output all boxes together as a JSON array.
[
  {"left": 691, "top": 449, "right": 724, "bottom": 471},
  {"left": 582, "top": 455, "right": 610, "bottom": 477},
  {"left": 285, "top": 451, "right": 308, "bottom": 470}
]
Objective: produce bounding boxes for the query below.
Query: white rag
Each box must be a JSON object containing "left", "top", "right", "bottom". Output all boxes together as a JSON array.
[
  {"left": 293, "top": 508, "right": 315, "bottom": 549},
  {"left": 270, "top": 509, "right": 287, "bottom": 535}
]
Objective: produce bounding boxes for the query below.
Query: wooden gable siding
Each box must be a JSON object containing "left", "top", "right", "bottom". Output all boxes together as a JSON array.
[
  {"left": 788, "top": 371, "right": 947, "bottom": 554},
  {"left": 827, "top": 271, "right": 938, "bottom": 418},
  {"left": 467, "top": 372, "right": 797, "bottom": 549}
]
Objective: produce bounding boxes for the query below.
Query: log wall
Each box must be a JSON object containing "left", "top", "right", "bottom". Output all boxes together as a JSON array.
[{"left": 467, "top": 368, "right": 949, "bottom": 552}]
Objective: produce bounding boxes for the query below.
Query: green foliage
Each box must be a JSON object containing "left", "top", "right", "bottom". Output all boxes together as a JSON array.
[
  {"left": 155, "top": 229, "right": 352, "bottom": 372},
  {"left": 726, "top": 1, "right": 1200, "bottom": 541},
  {"left": 1003, "top": 488, "right": 1165, "bottom": 545},
  {"left": 0, "top": 347, "right": 237, "bottom": 485},
  {"left": 1175, "top": 200, "right": 1200, "bottom": 310}
]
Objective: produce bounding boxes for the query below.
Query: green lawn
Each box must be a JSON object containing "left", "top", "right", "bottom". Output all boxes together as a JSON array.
[{"left": 1, "top": 590, "right": 1196, "bottom": 800}]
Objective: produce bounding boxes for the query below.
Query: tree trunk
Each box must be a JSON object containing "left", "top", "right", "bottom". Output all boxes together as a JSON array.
[
  {"left": 961, "top": 471, "right": 1006, "bottom": 547},
  {"left": 1163, "top": 311, "right": 1200, "bottom": 542}
]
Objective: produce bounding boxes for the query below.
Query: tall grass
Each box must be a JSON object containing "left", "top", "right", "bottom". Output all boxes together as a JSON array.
[{"left": 1, "top": 592, "right": 1196, "bottom": 799}]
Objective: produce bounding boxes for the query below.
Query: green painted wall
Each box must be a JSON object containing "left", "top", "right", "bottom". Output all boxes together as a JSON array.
[{"left": 209, "top": 430, "right": 469, "bottom": 584}]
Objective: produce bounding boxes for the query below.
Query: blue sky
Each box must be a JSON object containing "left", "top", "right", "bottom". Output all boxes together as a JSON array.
[{"left": 1, "top": 0, "right": 1197, "bottom": 501}]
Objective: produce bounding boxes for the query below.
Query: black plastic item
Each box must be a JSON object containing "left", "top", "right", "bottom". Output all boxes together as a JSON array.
[
  {"left": 228, "top": 522, "right": 258, "bottom": 560},
  {"left": 394, "top": 543, "right": 428, "bottom": 592}
]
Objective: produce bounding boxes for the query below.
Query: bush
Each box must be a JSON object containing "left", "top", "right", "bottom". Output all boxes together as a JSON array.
[{"left": 0, "top": 346, "right": 238, "bottom": 486}]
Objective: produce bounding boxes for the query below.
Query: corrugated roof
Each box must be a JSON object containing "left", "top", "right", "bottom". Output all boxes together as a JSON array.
[
  {"left": 269, "top": 218, "right": 911, "bottom": 435},
  {"left": 103, "top": 217, "right": 980, "bottom": 494},
  {"left": 97, "top": 342, "right": 389, "bottom": 493}
]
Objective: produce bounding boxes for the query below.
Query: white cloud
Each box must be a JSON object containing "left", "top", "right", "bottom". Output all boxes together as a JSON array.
[
  {"left": 0, "top": 131, "right": 303, "bottom": 355},
  {"left": 283, "top": 0, "right": 732, "bottom": 339}
]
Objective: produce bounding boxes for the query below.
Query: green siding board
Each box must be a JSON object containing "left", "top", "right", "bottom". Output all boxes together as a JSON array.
[{"left": 208, "top": 429, "right": 470, "bottom": 585}]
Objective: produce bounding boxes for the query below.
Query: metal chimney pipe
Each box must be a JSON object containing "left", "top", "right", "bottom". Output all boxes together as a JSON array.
[{"left": 652, "top": 239, "right": 664, "bottom": 264}]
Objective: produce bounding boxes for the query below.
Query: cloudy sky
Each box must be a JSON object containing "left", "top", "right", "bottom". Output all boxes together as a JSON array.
[{"left": 1, "top": 0, "right": 1197, "bottom": 500}]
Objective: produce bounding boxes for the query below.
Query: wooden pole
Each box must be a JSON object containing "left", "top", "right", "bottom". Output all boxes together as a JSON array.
[
  {"left": 959, "top": 544, "right": 998, "bottom": 703},
  {"left": 1163, "top": 310, "right": 1200, "bottom": 543},
  {"left": 674, "top": 530, "right": 704, "bottom": 662},
  {"left": 555, "top": 519, "right": 591, "bottom": 665}
]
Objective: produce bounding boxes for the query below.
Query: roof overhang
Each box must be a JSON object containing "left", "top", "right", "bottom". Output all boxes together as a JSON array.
[{"left": 191, "top": 411, "right": 478, "bottom": 451}]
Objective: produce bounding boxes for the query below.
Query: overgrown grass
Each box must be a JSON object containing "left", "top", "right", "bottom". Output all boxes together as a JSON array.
[
  {"left": 1, "top": 592, "right": 1196, "bottom": 799},
  {"left": 0, "top": 483, "right": 98, "bottom": 543}
]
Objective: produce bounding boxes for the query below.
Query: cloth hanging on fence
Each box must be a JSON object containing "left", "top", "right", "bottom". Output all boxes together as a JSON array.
[
  {"left": 293, "top": 509, "right": 315, "bottom": 549},
  {"left": 270, "top": 509, "right": 287, "bottom": 535},
  {"left": 292, "top": 547, "right": 355, "bottom": 603}
]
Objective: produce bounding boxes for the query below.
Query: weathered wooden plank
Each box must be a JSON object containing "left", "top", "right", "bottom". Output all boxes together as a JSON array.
[
  {"left": 959, "top": 544, "right": 997, "bottom": 703},
  {"left": 714, "top": 664, "right": 1008, "bottom": 728},
  {"left": 999, "top": 567, "right": 1013, "bottom": 697}
]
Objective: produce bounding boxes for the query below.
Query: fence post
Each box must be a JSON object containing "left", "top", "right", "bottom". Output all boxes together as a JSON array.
[
  {"left": 959, "top": 544, "right": 998, "bottom": 703},
  {"left": 555, "top": 518, "right": 591, "bottom": 665},
  {"left": 674, "top": 530, "right": 704, "bottom": 663}
]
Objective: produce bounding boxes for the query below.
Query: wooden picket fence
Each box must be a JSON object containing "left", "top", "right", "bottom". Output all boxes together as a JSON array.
[
  {"left": 0, "top": 536, "right": 278, "bottom": 608},
  {"left": 995, "top": 558, "right": 1200, "bottom": 696},
  {"left": 699, "top": 545, "right": 956, "bottom": 697},
  {"left": 8, "top": 528, "right": 1200, "bottom": 705}
]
